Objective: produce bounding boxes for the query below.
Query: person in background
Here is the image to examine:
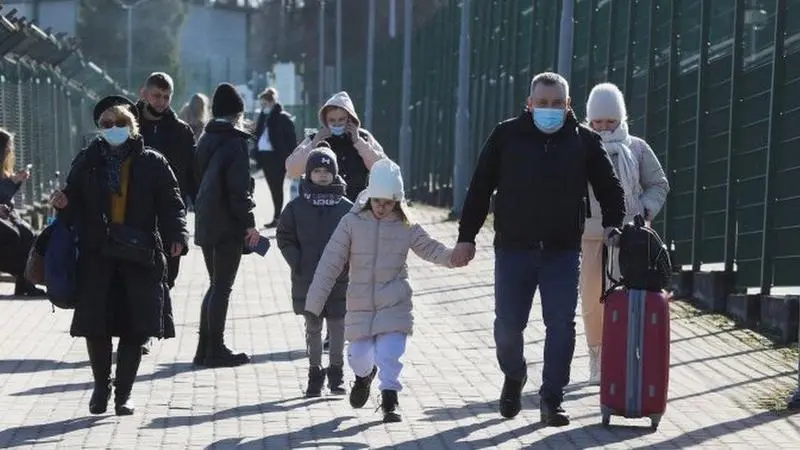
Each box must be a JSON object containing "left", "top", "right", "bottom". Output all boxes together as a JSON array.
[
  {"left": 277, "top": 142, "right": 351, "bottom": 398},
  {"left": 452, "top": 72, "right": 625, "bottom": 426},
  {"left": 137, "top": 72, "right": 195, "bottom": 291},
  {"left": 49, "top": 95, "right": 187, "bottom": 416},
  {"left": 579, "top": 82, "right": 669, "bottom": 385},
  {"left": 0, "top": 129, "right": 45, "bottom": 296},
  {"left": 305, "top": 159, "right": 458, "bottom": 423},
  {"left": 285, "top": 91, "right": 384, "bottom": 202},
  {"left": 192, "top": 82, "right": 260, "bottom": 368},
  {"left": 254, "top": 87, "right": 297, "bottom": 228},
  {"left": 179, "top": 92, "right": 211, "bottom": 141}
]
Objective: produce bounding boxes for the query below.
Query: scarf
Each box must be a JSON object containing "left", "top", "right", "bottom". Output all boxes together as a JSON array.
[
  {"left": 101, "top": 141, "right": 133, "bottom": 195},
  {"left": 300, "top": 177, "right": 346, "bottom": 206},
  {"left": 600, "top": 122, "right": 642, "bottom": 218}
]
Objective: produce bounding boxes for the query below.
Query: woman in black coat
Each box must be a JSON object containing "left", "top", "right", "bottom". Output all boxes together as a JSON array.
[
  {"left": 253, "top": 87, "right": 297, "bottom": 228},
  {"left": 0, "top": 128, "right": 45, "bottom": 296},
  {"left": 50, "top": 95, "right": 188, "bottom": 416},
  {"left": 192, "top": 83, "right": 259, "bottom": 368}
]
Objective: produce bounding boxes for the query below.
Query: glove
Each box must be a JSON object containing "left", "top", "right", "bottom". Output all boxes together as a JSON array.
[{"left": 604, "top": 227, "right": 621, "bottom": 248}]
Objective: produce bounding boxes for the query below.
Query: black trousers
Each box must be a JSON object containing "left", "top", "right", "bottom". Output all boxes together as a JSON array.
[
  {"left": 256, "top": 152, "right": 286, "bottom": 222},
  {"left": 199, "top": 239, "right": 243, "bottom": 341},
  {"left": 86, "top": 335, "right": 147, "bottom": 401}
]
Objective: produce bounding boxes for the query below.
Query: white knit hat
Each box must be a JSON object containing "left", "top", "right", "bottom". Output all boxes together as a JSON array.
[
  {"left": 365, "top": 159, "right": 405, "bottom": 202},
  {"left": 586, "top": 83, "right": 627, "bottom": 121}
]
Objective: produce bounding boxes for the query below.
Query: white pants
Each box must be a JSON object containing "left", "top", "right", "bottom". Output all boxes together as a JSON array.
[{"left": 347, "top": 332, "right": 408, "bottom": 392}]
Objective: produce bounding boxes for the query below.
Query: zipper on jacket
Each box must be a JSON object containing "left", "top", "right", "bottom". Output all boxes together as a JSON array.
[{"left": 368, "top": 218, "right": 380, "bottom": 337}]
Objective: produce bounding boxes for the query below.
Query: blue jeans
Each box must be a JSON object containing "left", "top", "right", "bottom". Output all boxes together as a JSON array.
[{"left": 494, "top": 247, "right": 580, "bottom": 405}]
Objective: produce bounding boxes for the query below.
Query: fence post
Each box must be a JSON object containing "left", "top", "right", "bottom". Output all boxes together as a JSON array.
[
  {"left": 690, "top": 0, "right": 711, "bottom": 273},
  {"left": 364, "top": 0, "right": 376, "bottom": 129},
  {"left": 661, "top": 0, "right": 680, "bottom": 245},
  {"left": 317, "top": 0, "right": 326, "bottom": 105},
  {"left": 759, "top": 0, "right": 788, "bottom": 295},
  {"left": 557, "top": 0, "right": 574, "bottom": 81},
  {"left": 723, "top": 0, "right": 745, "bottom": 277},
  {"left": 398, "top": 0, "right": 413, "bottom": 186},
  {"left": 451, "top": 0, "right": 471, "bottom": 217}
]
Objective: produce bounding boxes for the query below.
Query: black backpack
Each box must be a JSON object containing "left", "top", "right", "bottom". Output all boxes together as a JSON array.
[{"left": 603, "top": 214, "right": 672, "bottom": 296}]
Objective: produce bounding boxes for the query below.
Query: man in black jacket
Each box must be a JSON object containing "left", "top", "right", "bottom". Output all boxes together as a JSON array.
[
  {"left": 453, "top": 72, "right": 625, "bottom": 426},
  {"left": 137, "top": 72, "right": 196, "bottom": 290},
  {"left": 254, "top": 87, "right": 297, "bottom": 228}
]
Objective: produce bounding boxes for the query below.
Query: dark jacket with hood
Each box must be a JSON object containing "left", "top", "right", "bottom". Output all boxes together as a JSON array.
[
  {"left": 193, "top": 120, "right": 256, "bottom": 246},
  {"left": 253, "top": 102, "right": 297, "bottom": 158},
  {"left": 59, "top": 136, "right": 188, "bottom": 338},
  {"left": 137, "top": 101, "right": 197, "bottom": 202},
  {"left": 458, "top": 110, "right": 626, "bottom": 251},
  {"left": 276, "top": 177, "right": 351, "bottom": 318}
]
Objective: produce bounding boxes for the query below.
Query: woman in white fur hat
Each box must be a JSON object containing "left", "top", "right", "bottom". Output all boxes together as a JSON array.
[
  {"left": 285, "top": 91, "right": 385, "bottom": 202},
  {"left": 580, "top": 82, "right": 670, "bottom": 385}
]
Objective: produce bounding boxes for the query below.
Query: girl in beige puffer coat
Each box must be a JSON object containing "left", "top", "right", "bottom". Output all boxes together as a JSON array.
[{"left": 305, "top": 159, "right": 456, "bottom": 423}]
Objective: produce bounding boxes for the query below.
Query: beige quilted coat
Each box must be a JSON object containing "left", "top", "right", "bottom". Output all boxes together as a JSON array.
[{"left": 305, "top": 201, "right": 454, "bottom": 341}]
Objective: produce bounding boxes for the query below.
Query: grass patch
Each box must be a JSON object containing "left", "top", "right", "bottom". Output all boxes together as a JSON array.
[{"left": 672, "top": 299, "right": 800, "bottom": 363}]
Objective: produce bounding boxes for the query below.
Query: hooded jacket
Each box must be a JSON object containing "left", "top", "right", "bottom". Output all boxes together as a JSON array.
[{"left": 285, "top": 91, "right": 385, "bottom": 201}]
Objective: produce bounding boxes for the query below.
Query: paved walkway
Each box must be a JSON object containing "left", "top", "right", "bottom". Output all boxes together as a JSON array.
[{"left": 1, "top": 178, "right": 799, "bottom": 449}]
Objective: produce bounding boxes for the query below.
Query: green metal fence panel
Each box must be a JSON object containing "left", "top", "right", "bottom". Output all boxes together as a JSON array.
[
  {"left": 305, "top": 0, "right": 799, "bottom": 293},
  {"left": 0, "top": 13, "right": 129, "bottom": 217}
]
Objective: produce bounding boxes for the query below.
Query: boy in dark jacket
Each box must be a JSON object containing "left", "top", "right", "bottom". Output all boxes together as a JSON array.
[{"left": 276, "top": 142, "right": 351, "bottom": 397}]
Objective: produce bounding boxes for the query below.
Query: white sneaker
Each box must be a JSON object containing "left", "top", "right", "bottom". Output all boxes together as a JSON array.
[{"left": 588, "top": 345, "right": 601, "bottom": 385}]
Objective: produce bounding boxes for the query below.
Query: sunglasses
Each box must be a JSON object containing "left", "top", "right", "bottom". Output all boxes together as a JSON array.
[{"left": 98, "top": 119, "right": 128, "bottom": 129}]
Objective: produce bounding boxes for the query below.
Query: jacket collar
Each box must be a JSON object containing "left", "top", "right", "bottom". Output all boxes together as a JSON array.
[
  {"left": 136, "top": 100, "right": 178, "bottom": 123},
  {"left": 204, "top": 119, "right": 252, "bottom": 139}
]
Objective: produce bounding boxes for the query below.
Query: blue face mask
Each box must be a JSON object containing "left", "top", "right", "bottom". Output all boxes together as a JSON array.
[
  {"left": 532, "top": 108, "right": 566, "bottom": 134},
  {"left": 329, "top": 125, "right": 346, "bottom": 136},
  {"left": 100, "top": 126, "right": 130, "bottom": 146}
]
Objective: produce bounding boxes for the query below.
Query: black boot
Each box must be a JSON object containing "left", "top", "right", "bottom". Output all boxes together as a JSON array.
[
  {"left": 379, "top": 390, "right": 402, "bottom": 423},
  {"left": 499, "top": 375, "right": 527, "bottom": 419},
  {"left": 192, "top": 331, "right": 208, "bottom": 366},
  {"left": 305, "top": 366, "right": 326, "bottom": 398},
  {"left": 540, "top": 399, "right": 570, "bottom": 427},
  {"left": 327, "top": 365, "right": 346, "bottom": 395},
  {"left": 114, "top": 338, "right": 143, "bottom": 416},
  {"left": 203, "top": 335, "right": 250, "bottom": 368},
  {"left": 86, "top": 338, "right": 112, "bottom": 415},
  {"left": 349, "top": 366, "right": 377, "bottom": 409}
]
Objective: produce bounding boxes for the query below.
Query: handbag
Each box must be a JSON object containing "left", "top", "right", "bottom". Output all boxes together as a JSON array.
[{"left": 103, "top": 223, "right": 156, "bottom": 266}]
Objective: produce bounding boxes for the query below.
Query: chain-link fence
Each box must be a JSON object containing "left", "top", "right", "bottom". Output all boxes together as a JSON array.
[
  {"left": 0, "top": 10, "right": 129, "bottom": 219},
  {"left": 321, "top": 0, "right": 799, "bottom": 294}
]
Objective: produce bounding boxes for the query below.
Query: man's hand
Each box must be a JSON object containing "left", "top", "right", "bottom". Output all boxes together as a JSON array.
[
  {"left": 244, "top": 227, "right": 260, "bottom": 248},
  {"left": 604, "top": 227, "right": 621, "bottom": 248},
  {"left": 310, "top": 127, "right": 331, "bottom": 146},
  {"left": 170, "top": 242, "right": 184, "bottom": 257},
  {"left": 451, "top": 242, "right": 476, "bottom": 267},
  {"left": 50, "top": 190, "right": 68, "bottom": 209}
]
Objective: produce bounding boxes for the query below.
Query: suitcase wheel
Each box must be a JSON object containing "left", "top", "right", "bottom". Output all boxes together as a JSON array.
[{"left": 649, "top": 415, "right": 661, "bottom": 431}]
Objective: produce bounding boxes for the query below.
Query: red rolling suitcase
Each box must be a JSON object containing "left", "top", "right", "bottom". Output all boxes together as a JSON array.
[{"left": 599, "top": 248, "right": 670, "bottom": 430}]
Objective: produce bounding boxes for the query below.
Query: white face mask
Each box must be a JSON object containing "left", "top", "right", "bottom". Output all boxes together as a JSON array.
[{"left": 100, "top": 126, "right": 130, "bottom": 146}]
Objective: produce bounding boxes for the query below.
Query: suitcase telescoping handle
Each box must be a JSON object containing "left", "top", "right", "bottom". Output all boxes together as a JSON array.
[{"left": 600, "top": 244, "right": 623, "bottom": 303}]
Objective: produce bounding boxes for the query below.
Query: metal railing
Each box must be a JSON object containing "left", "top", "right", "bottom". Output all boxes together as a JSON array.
[
  {"left": 312, "top": 0, "right": 800, "bottom": 295},
  {"left": 0, "top": 6, "right": 130, "bottom": 220}
]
